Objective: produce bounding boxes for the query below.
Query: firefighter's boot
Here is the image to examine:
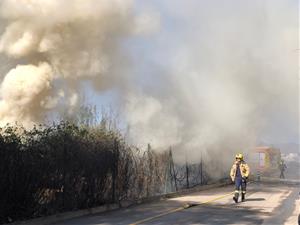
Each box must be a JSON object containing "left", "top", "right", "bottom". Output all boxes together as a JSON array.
[
  {"left": 241, "top": 193, "right": 245, "bottom": 202},
  {"left": 233, "top": 192, "right": 239, "bottom": 203}
]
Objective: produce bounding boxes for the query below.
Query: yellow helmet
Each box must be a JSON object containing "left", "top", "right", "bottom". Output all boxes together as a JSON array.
[{"left": 235, "top": 153, "right": 244, "bottom": 160}]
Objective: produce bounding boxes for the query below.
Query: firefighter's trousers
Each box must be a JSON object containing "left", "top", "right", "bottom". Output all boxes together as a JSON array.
[{"left": 235, "top": 177, "right": 247, "bottom": 198}]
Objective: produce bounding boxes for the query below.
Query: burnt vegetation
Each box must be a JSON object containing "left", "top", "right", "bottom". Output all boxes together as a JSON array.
[{"left": 0, "top": 115, "right": 210, "bottom": 224}]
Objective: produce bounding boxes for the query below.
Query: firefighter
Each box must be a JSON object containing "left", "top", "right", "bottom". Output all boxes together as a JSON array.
[
  {"left": 279, "top": 159, "right": 287, "bottom": 179},
  {"left": 230, "top": 153, "right": 250, "bottom": 203}
]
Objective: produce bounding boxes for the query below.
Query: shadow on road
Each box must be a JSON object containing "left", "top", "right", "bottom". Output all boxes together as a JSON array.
[
  {"left": 144, "top": 204, "right": 267, "bottom": 225},
  {"left": 245, "top": 198, "right": 266, "bottom": 202}
]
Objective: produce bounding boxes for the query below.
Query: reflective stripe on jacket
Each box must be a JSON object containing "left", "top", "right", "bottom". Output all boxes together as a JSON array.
[{"left": 230, "top": 161, "right": 250, "bottom": 181}]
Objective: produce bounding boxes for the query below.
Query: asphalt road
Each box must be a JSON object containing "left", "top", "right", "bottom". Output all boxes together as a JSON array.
[{"left": 54, "top": 182, "right": 299, "bottom": 225}]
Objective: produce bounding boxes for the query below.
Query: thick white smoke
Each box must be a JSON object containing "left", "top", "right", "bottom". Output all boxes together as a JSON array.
[
  {"left": 0, "top": 0, "right": 297, "bottom": 173},
  {"left": 0, "top": 0, "right": 158, "bottom": 126},
  {"left": 123, "top": 0, "right": 298, "bottom": 170},
  {"left": 125, "top": 92, "right": 183, "bottom": 148},
  {"left": 0, "top": 62, "right": 53, "bottom": 126}
]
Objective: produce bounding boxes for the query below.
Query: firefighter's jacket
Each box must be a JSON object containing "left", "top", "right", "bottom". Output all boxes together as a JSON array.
[{"left": 230, "top": 161, "right": 250, "bottom": 181}]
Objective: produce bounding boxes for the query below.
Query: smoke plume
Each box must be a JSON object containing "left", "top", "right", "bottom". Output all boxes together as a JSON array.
[
  {"left": 0, "top": 0, "right": 298, "bottom": 171},
  {"left": 0, "top": 0, "right": 156, "bottom": 126},
  {"left": 123, "top": 0, "right": 298, "bottom": 168}
]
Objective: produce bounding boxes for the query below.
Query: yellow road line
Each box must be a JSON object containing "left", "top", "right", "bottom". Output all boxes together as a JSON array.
[
  {"left": 199, "top": 191, "right": 235, "bottom": 204},
  {"left": 129, "top": 191, "right": 235, "bottom": 225},
  {"left": 129, "top": 206, "right": 186, "bottom": 225}
]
